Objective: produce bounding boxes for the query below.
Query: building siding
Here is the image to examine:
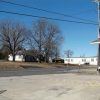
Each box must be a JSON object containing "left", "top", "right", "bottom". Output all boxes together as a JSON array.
[
  {"left": 64, "top": 57, "right": 97, "bottom": 65},
  {"left": 8, "top": 54, "right": 25, "bottom": 62}
]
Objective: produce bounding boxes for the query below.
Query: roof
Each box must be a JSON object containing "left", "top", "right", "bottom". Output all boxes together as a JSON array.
[{"left": 64, "top": 56, "right": 97, "bottom": 59}]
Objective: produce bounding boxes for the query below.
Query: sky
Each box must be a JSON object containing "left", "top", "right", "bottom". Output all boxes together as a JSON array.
[{"left": 0, "top": 0, "right": 99, "bottom": 57}]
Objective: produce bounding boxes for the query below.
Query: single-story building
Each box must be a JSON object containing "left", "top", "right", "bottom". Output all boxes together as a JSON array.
[
  {"left": 64, "top": 57, "right": 97, "bottom": 65},
  {"left": 8, "top": 54, "right": 25, "bottom": 62},
  {"left": 52, "top": 58, "right": 64, "bottom": 63},
  {"left": 8, "top": 54, "right": 37, "bottom": 62}
]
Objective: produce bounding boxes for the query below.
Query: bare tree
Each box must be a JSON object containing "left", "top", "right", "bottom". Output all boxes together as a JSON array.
[
  {"left": 27, "top": 19, "right": 63, "bottom": 63},
  {"left": 64, "top": 49, "right": 73, "bottom": 58},
  {"left": 44, "top": 24, "right": 62, "bottom": 62},
  {"left": 27, "top": 19, "right": 47, "bottom": 62},
  {"left": 0, "top": 20, "right": 26, "bottom": 61}
]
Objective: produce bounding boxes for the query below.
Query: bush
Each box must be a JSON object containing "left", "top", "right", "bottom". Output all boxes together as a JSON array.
[{"left": 0, "top": 52, "right": 7, "bottom": 60}]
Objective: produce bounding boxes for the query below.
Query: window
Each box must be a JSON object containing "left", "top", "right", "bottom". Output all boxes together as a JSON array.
[
  {"left": 65, "top": 59, "right": 68, "bottom": 61},
  {"left": 82, "top": 59, "right": 86, "bottom": 62},
  {"left": 19, "top": 55, "right": 22, "bottom": 59},
  {"left": 68, "top": 59, "right": 70, "bottom": 62},
  {"left": 71, "top": 59, "right": 73, "bottom": 62},
  {"left": 91, "top": 58, "right": 94, "bottom": 62}
]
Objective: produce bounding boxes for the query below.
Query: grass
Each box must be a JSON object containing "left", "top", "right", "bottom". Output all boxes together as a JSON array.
[
  {"left": 0, "top": 61, "right": 67, "bottom": 70},
  {"left": 0, "top": 61, "right": 97, "bottom": 76}
]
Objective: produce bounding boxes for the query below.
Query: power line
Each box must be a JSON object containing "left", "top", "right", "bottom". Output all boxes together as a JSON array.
[
  {"left": 72, "top": 9, "right": 97, "bottom": 15},
  {"left": 0, "top": 10, "right": 98, "bottom": 25},
  {"left": 0, "top": 0, "right": 97, "bottom": 24}
]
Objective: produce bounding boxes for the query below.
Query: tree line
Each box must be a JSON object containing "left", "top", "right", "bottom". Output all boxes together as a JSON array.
[{"left": 0, "top": 19, "right": 63, "bottom": 62}]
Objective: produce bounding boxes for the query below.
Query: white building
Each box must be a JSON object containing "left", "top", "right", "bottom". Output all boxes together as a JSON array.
[
  {"left": 64, "top": 57, "right": 97, "bottom": 65},
  {"left": 8, "top": 54, "right": 25, "bottom": 62}
]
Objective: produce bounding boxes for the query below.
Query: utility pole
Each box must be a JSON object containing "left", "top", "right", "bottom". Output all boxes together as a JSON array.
[
  {"left": 97, "top": 0, "right": 100, "bottom": 66},
  {"left": 91, "top": 0, "right": 100, "bottom": 68}
]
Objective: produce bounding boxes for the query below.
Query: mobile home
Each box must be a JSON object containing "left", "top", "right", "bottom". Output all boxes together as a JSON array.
[{"left": 64, "top": 57, "right": 97, "bottom": 65}]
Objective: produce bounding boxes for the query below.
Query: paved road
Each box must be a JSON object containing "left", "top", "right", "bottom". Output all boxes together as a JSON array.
[
  {"left": 0, "top": 73, "right": 100, "bottom": 100},
  {"left": 0, "top": 67, "right": 80, "bottom": 77}
]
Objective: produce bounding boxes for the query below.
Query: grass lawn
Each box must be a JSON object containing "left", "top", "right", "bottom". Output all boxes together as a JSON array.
[{"left": 0, "top": 61, "right": 67, "bottom": 70}]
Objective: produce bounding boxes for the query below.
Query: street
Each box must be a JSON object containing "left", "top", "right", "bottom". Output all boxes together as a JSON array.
[
  {"left": 0, "top": 66, "right": 100, "bottom": 100},
  {"left": 0, "top": 67, "right": 79, "bottom": 77}
]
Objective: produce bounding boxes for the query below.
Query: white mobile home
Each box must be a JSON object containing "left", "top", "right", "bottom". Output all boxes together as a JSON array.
[
  {"left": 64, "top": 57, "right": 97, "bottom": 65},
  {"left": 8, "top": 54, "right": 25, "bottom": 62},
  {"left": 8, "top": 54, "right": 38, "bottom": 62}
]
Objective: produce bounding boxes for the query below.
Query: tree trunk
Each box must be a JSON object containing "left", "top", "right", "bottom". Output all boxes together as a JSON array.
[
  {"left": 46, "top": 54, "right": 49, "bottom": 63},
  {"left": 39, "top": 55, "right": 41, "bottom": 63},
  {"left": 13, "top": 53, "right": 15, "bottom": 62}
]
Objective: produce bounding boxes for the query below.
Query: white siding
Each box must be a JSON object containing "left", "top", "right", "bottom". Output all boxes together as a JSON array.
[
  {"left": 64, "top": 57, "right": 97, "bottom": 65},
  {"left": 8, "top": 54, "right": 25, "bottom": 62}
]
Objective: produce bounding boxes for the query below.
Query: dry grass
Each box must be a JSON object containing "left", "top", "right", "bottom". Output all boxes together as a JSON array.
[
  {"left": 0, "top": 61, "right": 97, "bottom": 75},
  {"left": 0, "top": 61, "right": 66, "bottom": 70},
  {"left": 0, "top": 61, "right": 23, "bottom": 69}
]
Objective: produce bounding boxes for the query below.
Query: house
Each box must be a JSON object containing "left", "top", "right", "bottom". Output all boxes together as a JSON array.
[
  {"left": 8, "top": 54, "right": 38, "bottom": 62},
  {"left": 64, "top": 57, "right": 97, "bottom": 65},
  {"left": 8, "top": 49, "right": 39, "bottom": 62},
  {"left": 8, "top": 54, "right": 25, "bottom": 62},
  {"left": 52, "top": 58, "right": 64, "bottom": 63}
]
